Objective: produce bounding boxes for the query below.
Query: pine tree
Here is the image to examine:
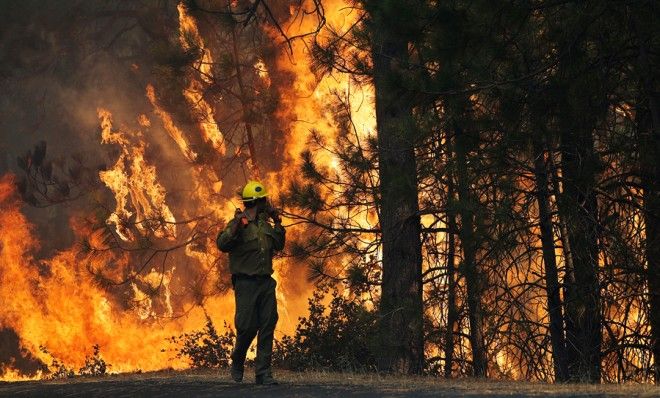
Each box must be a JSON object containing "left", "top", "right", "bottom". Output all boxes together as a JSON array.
[{"left": 363, "top": 0, "right": 425, "bottom": 374}]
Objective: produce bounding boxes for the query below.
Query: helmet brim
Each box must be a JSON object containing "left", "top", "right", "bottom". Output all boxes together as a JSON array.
[{"left": 242, "top": 193, "right": 269, "bottom": 202}]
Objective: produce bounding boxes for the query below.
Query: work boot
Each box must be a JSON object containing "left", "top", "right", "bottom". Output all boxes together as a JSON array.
[
  {"left": 230, "top": 364, "right": 243, "bottom": 383},
  {"left": 255, "top": 374, "right": 278, "bottom": 385}
]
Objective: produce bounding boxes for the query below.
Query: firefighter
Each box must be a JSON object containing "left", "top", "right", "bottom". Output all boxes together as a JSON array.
[{"left": 216, "top": 180, "right": 285, "bottom": 385}]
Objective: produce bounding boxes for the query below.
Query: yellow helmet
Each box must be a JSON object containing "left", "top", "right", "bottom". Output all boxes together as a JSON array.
[{"left": 241, "top": 180, "right": 269, "bottom": 202}]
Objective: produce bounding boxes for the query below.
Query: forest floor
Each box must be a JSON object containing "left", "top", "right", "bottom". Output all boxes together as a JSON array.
[{"left": 0, "top": 369, "right": 657, "bottom": 397}]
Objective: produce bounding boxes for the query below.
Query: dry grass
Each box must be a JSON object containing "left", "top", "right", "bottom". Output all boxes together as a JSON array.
[
  {"left": 44, "top": 368, "right": 659, "bottom": 395},
  {"left": 3, "top": 368, "right": 658, "bottom": 397},
  {"left": 269, "top": 370, "right": 659, "bottom": 396}
]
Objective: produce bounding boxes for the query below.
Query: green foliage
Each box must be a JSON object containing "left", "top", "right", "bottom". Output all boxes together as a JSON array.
[
  {"left": 285, "top": 179, "right": 326, "bottom": 214},
  {"left": 273, "top": 287, "right": 378, "bottom": 372},
  {"left": 299, "top": 0, "right": 660, "bottom": 382},
  {"left": 168, "top": 314, "right": 235, "bottom": 369},
  {"left": 167, "top": 288, "right": 378, "bottom": 373}
]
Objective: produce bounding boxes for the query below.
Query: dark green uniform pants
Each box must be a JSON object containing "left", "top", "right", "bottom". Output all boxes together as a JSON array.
[{"left": 231, "top": 275, "right": 278, "bottom": 377}]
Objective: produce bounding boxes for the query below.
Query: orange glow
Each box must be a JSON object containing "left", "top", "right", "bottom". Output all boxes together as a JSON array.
[
  {"left": 0, "top": 0, "right": 370, "bottom": 381},
  {"left": 146, "top": 84, "right": 198, "bottom": 162},
  {"left": 177, "top": 2, "right": 226, "bottom": 155},
  {"left": 0, "top": 0, "right": 651, "bottom": 383},
  {"left": 98, "top": 109, "right": 177, "bottom": 241},
  {"left": 0, "top": 174, "right": 188, "bottom": 378}
]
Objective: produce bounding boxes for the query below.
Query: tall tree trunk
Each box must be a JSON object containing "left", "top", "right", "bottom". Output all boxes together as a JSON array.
[
  {"left": 542, "top": 4, "right": 606, "bottom": 381},
  {"left": 548, "top": 16, "right": 606, "bottom": 379},
  {"left": 370, "top": 4, "right": 424, "bottom": 374},
  {"left": 559, "top": 124, "right": 602, "bottom": 382},
  {"left": 639, "top": 101, "right": 660, "bottom": 385},
  {"left": 633, "top": 11, "right": 660, "bottom": 382},
  {"left": 532, "top": 139, "right": 569, "bottom": 382},
  {"left": 454, "top": 124, "right": 487, "bottom": 377},
  {"left": 548, "top": 152, "right": 580, "bottom": 360}
]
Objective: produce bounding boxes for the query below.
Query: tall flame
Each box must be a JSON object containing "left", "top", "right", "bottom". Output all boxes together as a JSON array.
[
  {"left": 146, "top": 85, "right": 198, "bottom": 162},
  {"left": 0, "top": 0, "right": 372, "bottom": 382},
  {"left": 177, "top": 2, "right": 226, "bottom": 155},
  {"left": 0, "top": 174, "right": 188, "bottom": 379},
  {"left": 98, "top": 109, "right": 177, "bottom": 241}
]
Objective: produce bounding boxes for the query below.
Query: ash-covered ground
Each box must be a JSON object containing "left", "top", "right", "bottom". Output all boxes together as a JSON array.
[{"left": 0, "top": 370, "right": 657, "bottom": 398}]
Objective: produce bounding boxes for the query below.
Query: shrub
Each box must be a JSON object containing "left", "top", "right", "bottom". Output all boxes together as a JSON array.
[
  {"left": 170, "top": 288, "right": 377, "bottom": 372},
  {"left": 39, "top": 344, "right": 109, "bottom": 379},
  {"left": 78, "top": 344, "right": 109, "bottom": 376},
  {"left": 169, "top": 313, "right": 235, "bottom": 369},
  {"left": 273, "top": 287, "right": 378, "bottom": 372}
]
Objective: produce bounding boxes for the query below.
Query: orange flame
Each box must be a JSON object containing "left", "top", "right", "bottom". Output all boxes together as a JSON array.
[
  {"left": 146, "top": 84, "right": 198, "bottom": 162},
  {"left": 0, "top": 0, "right": 371, "bottom": 382},
  {"left": 98, "top": 108, "right": 177, "bottom": 241},
  {"left": 177, "top": 2, "right": 226, "bottom": 155}
]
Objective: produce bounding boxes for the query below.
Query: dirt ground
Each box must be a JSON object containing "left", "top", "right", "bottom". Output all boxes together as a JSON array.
[{"left": 0, "top": 369, "right": 658, "bottom": 398}]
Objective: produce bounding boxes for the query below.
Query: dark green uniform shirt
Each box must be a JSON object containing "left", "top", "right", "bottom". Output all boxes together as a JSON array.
[{"left": 216, "top": 212, "right": 286, "bottom": 276}]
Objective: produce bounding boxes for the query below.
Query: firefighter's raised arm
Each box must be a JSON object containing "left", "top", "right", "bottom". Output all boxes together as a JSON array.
[{"left": 216, "top": 210, "right": 245, "bottom": 252}]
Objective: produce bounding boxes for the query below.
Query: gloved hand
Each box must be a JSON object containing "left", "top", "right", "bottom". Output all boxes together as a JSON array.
[
  {"left": 266, "top": 203, "right": 282, "bottom": 225},
  {"left": 231, "top": 208, "right": 248, "bottom": 235}
]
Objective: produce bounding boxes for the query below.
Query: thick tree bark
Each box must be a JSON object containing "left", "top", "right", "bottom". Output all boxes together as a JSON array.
[
  {"left": 634, "top": 14, "right": 660, "bottom": 383},
  {"left": 371, "top": 10, "right": 424, "bottom": 374},
  {"left": 640, "top": 101, "right": 660, "bottom": 385},
  {"left": 548, "top": 153, "right": 580, "bottom": 360},
  {"left": 532, "top": 140, "right": 569, "bottom": 382},
  {"left": 559, "top": 125, "right": 602, "bottom": 383},
  {"left": 454, "top": 125, "right": 487, "bottom": 377},
  {"left": 548, "top": 20, "right": 605, "bottom": 380}
]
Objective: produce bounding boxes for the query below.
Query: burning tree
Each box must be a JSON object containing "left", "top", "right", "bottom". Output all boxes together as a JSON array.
[{"left": 0, "top": 0, "right": 658, "bottom": 386}]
